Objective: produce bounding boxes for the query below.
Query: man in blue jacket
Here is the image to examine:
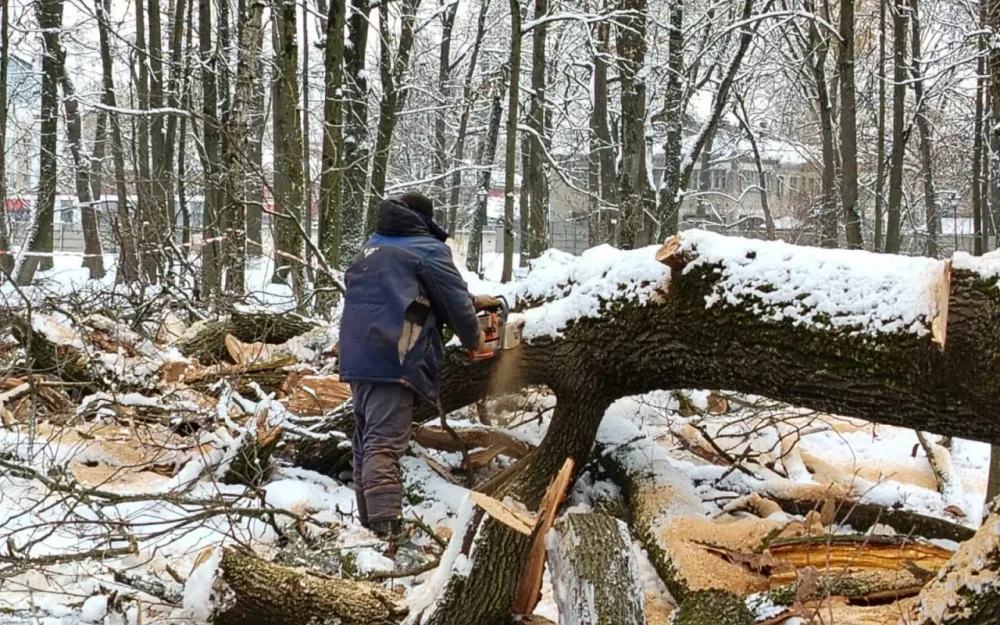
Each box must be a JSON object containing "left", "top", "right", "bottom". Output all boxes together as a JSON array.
[{"left": 339, "top": 192, "right": 496, "bottom": 542}]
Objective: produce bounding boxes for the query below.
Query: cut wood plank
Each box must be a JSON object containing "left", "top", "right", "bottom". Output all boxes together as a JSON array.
[{"left": 513, "top": 457, "right": 575, "bottom": 615}]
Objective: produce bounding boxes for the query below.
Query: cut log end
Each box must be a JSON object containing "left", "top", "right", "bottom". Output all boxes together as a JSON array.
[
  {"left": 656, "top": 235, "right": 691, "bottom": 270},
  {"left": 931, "top": 260, "right": 952, "bottom": 348}
]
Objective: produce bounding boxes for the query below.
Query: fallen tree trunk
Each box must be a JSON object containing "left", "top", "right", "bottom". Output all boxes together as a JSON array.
[
  {"left": 209, "top": 547, "right": 406, "bottom": 625},
  {"left": 545, "top": 512, "right": 646, "bottom": 625},
  {"left": 292, "top": 231, "right": 1000, "bottom": 624},
  {"left": 176, "top": 310, "right": 319, "bottom": 363}
]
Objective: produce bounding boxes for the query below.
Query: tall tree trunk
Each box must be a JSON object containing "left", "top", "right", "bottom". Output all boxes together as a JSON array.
[
  {"left": 315, "top": 0, "right": 347, "bottom": 315},
  {"left": 302, "top": 0, "right": 313, "bottom": 273},
  {"left": 135, "top": 0, "right": 156, "bottom": 279},
  {"left": 433, "top": 0, "right": 458, "bottom": 226},
  {"left": 445, "top": 0, "right": 490, "bottom": 236},
  {"left": 734, "top": 93, "right": 774, "bottom": 240},
  {"left": 908, "top": 0, "right": 938, "bottom": 258},
  {"left": 467, "top": 70, "right": 507, "bottom": 274},
  {"left": 839, "top": 0, "right": 862, "bottom": 248},
  {"left": 95, "top": 0, "right": 138, "bottom": 281},
  {"left": 362, "top": 0, "right": 420, "bottom": 236},
  {"left": 164, "top": 0, "right": 188, "bottom": 245},
  {"left": 54, "top": 44, "right": 105, "bottom": 278},
  {"left": 199, "top": 0, "right": 222, "bottom": 298},
  {"left": 222, "top": 0, "right": 264, "bottom": 297},
  {"left": 806, "top": 0, "right": 838, "bottom": 248},
  {"left": 148, "top": 0, "right": 171, "bottom": 259},
  {"left": 177, "top": 0, "right": 194, "bottom": 249},
  {"left": 0, "top": 0, "right": 13, "bottom": 275},
  {"left": 246, "top": 35, "right": 265, "bottom": 257},
  {"left": 339, "top": 0, "right": 370, "bottom": 263},
  {"left": 874, "top": 0, "right": 887, "bottom": 251},
  {"left": 589, "top": 6, "right": 616, "bottom": 246},
  {"left": 657, "top": 0, "right": 684, "bottom": 239},
  {"left": 885, "top": 0, "right": 908, "bottom": 254},
  {"left": 615, "top": 0, "right": 651, "bottom": 249},
  {"left": 518, "top": 130, "right": 530, "bottom": 266},
  {"left": 17, "top": 0, "right": 61, "bottom": 284},
  {"left": 974, "top": 49, "right": 986, "bottom": 258},
  {"left": 272, "top": 0, "right": 306, "bottom": 305},
  {"left": 501, "top": 0, "right": 522, "bottom": 282},
  {"left": 527, "top": 0, "right": 548, "bottom": 258}
]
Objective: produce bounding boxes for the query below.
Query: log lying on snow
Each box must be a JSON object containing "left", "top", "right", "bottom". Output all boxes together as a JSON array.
[
  {"left": 176, "top": 309, "right": 320, "bottom": 363},
  {"left": 293, "top": 232, "right": 1000, "bottom": 624},
  {"left": 545, "top": 513, "right": 646, "bottom": 625},
  {"left": 207, "top": 548, "right": 406, "bottom": 625}
]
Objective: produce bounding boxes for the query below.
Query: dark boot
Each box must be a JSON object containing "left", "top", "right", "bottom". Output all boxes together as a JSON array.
[{"left": 370, "top": 518, "right": 405, "bottom": 541}]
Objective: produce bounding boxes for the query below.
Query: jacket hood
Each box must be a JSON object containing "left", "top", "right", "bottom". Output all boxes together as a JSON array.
[{"left": 376, "top": 199, "right": 448, "bottom": 242}]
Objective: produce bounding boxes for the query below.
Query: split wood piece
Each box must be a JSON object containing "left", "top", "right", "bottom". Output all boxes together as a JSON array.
[
  {"left": 421, "top": 455, "right": 461, "bottom": 485},
  {"left": 763, "top": 567, "right": 927, "bottom": 608},
  {"left": 283, "top": 375, "right": 352, "bottom": 416},
  {"left": 545, "top": 512, "right": 646, "bottom": 625},
  {"left": 220, "top": 408, "right": 285, "bottom": 487},
  {"left": 210, "top": 547, "right": 407, "bottom": 625},
  {"left": 183, "top": 355, "right": 300, "bottom": 395},
  {"left": 513, "top": 457, "right": 575, "bottom": 615},
  {"left": 412, "top": 425, "right": 535, "bottom": 459},
  {"left": 468, "top": 490, "right": 536, "bottom": 535},
  {"left": 225, "top": 334, "right": 288, "bottom": 367},
  {"left": 768, "top": 496, "right": 975, "bottom": 543},
  {"left": 764, "top": 534, "right": 953, "bottom": 587}
]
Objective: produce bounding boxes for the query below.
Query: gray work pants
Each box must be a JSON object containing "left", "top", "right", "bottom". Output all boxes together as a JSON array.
[{"left": 350, "top": 381, "right": 414, "bottom": 526}]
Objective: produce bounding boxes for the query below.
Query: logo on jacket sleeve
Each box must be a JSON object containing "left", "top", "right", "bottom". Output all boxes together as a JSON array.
[{"left": 363, "top": 247, "right": 380, "bottom": 258}]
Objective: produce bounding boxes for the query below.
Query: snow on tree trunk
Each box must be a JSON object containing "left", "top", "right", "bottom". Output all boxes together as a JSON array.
[
  {"left": 914, "top": 507, "right": 1000, "bottom": 625},
  {"left": 545, "top": 512, "right": 646, "bottom": 625}
]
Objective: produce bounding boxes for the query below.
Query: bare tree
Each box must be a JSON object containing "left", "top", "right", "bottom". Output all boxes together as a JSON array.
[
  {"left": 17, "top": 0, "right": 61, "bottom": 284},
  {"left": 199, "top": 0, "right": 222, "bottom": 297},
  {"left": 468, "top": 68, "right": 508, "bottom": 274},
  {"left": 0, "top": 0, "right": 13, "bottom": 275},
  {"left": 874, "top": 0, "right": 886, "bottom": 251},
  {"left": 316, "top": 0, "right": 347, "bottom": 314},
  {"left": 885, "top": 0, "right": 908, "bottom": 254},
  {"left": 527, "top": 0, "right": 548, "bottom": 258},
  {"left": 432, "top": 0, "right": 459, "bottom": 226},
  {"left": 363, "top": 0, "right": 421, "bottom": 235},
  {"left": 501, "top": 0, "right": 523, "bottom": 281},
  {"left": 95, "top": 0, "right": 138, "bottom": 281},
  {"left": 615, "top": 0, "right": 652, "bottom": 248},
  {"left": 271, "top": 0, "right": 306, "bottom": 304},
  {"left": 908, "top": 0, "right": 938, "bottom": 258},
  {"left": 340, "top": 0, "right": 371, "bottom": 264},
  {"left": 839, "top": 0, "right": 862, "bottom": 248},
  {"left": 656, "top": 0, "right": 683, "bottom": 239}
]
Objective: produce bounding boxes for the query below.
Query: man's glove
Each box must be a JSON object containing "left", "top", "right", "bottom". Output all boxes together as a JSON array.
[{"left": 472, "top": 294, "right": 501, "bottom": 311}]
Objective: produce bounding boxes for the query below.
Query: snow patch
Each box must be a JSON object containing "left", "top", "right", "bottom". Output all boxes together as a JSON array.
[{"left": 183, "top": 546, "right": 223, "bottom": 621}]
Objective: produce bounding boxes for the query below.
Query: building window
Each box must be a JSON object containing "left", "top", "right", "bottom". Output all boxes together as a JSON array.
[{"left": 713, "top": 169, "right": 727, "bottom": 191}]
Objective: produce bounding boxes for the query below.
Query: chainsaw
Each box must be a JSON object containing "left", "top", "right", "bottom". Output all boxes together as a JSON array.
[{"left": 469, "top": 296, "right": 523, "bottom": 361}]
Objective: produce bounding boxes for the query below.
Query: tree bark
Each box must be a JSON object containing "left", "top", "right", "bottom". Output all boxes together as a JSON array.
[
  {"left": 839, "top": 0, "right": 862, "bottom": 248},
  {"left": 519, "top": 129, "right": 530, "bottom": 267},
  {"left": 615, "top": 0, "right": 652, "bottom": 249},
  {"left": 200, "top": 0, "right": 222, "bottom": 298},
  {"left": 886, "top": 0, "right": 908, "bottom": 254},
  {"left": 445, "top": 0, "right": 490, "bottom": 236},
  {"left": 95, "top": 0, "right": 139, "bottom": 281},
  {"left": 339, "top": 0, "right": 371, "bottom": 264},
  {"left": 221, "top": 0, "right": 264, "bottom": 297},
  {"left": 271, "top": 0, "right": 306, "bottom": 305},
  {"left": 527, "top": 0, "right": 548, "bottom": 259},
  {"left": 55, "top": 45, "right": 105, "bottom": 279},
  {"left": 148, "top": 0, "right": 171, "bottom": 260},
  {"left": 806, "top": 0, "right": 838, "bottom": 248},
  {"left": 362, "top": 0, "right": 420, "bottom": 237},
  {"left": 302, "top": 0, "right": 313, "bottom": 276},
  {"left": 315, "top": 0, "right": 348, "bottom": 315},
  {"left": 0, "top": 0, "right": 12, "bottom": 276},
  {"left": 164, "top": 0, "right": 188, "bottom": 244},
  {"left": 874, "top": 0, "right": 887, "bottom": 251},
  {"left": 657, "top": 0, "right": 684, "bottom": 239},
  {"left": 909, "top": 0, "right": 939, "bottom": 259},
  {"left": 17, "top": 0, "right": 60, "bottom": 284},
  {"left": 210, "top": 548, "right": 406, "bottom": 625},
  {"left": 432, "top": 0, "right": 458, "bottom": 227},
  {"left": 545, "top": 513, "right": 646, "bottom": 625},
  {"left": 913, "top": 506, "right": 1000, "bottom": 625},
  {"left": 974, "top": 47, "right": 986, "bottom": 258},
  {"left": 135, "top": 0, "right": 158, "bottom": 281},
  {"left": 501, "top": 0, "right": 522, "bottom": 282},
  {"left": 467, "top": 69, "right": 506, "bottom": 274}
]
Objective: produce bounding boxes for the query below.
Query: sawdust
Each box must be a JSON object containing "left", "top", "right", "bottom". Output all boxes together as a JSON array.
[
  {"left": 489, "top": 343, "right": 525, "bottom": 397},
  {"left": 661, "top": 515, "right": 785, "bottom": 595},
  {"left": 644, "top": 591, "right": 674, "bottom": 625}
]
